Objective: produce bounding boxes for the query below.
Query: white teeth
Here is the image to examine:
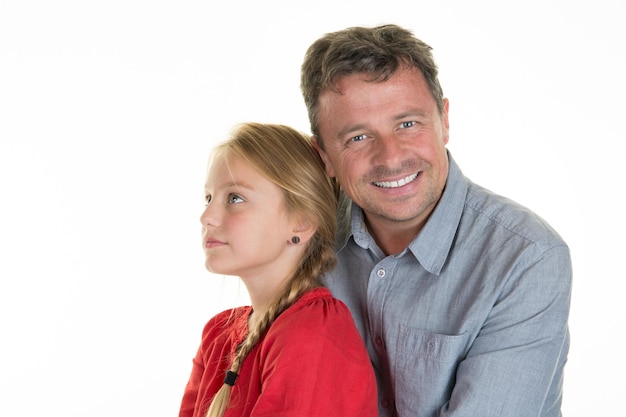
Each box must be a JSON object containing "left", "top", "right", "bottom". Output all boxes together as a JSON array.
[{"left": 374, "top": 172, "right": 419, "bottom": 188}]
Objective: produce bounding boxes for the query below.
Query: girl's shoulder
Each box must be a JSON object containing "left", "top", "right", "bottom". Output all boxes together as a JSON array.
[
  {"left": 202, "top": 305, "right": 252, "bottom": 338},
  {"left": 272, "top": 287, "right": 355, "bottom": 334}
]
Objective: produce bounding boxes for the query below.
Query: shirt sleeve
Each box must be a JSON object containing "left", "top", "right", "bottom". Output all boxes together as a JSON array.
[
  {"left": 178, "top": 309, "right": 244, "bottom": 417},
  {"left": 250, "top": 298, "right": 378, "bottom": 417},
  {"left": 443, "top": 244, "right": 572, "bottom": 417},
  {"left": 178, "top": 346, "right": 204, "bottom": 417}
]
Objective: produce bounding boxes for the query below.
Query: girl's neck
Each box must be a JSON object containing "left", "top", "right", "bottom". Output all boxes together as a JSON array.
[
  {"left": 245, "top": 282, "right": 281, "bottom": 321},
  {"left": 247, "top": 309, "right": 262, "bottom": 330},
  {"left": 241, "top": 269, "right": 294, "bottom": 320}
]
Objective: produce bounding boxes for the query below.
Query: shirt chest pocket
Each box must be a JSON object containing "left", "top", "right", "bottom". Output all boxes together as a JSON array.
[{"left": 392, "top": 325, "right": 469, "bottom": 416}]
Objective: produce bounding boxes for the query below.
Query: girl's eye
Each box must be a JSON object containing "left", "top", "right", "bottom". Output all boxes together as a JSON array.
[
  {"left": 400, "top": 121, "right": 416, "bottom": 129},
  {"left": 227, "top": 193, "right": 244, "bottom": 204},
  {"left": 204, "top": 195, "right": 212, "bottom": 206}
]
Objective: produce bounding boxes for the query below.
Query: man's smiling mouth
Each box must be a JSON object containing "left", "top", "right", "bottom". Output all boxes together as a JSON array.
[{"left": 373, "top": 172, "right": 419, "bottom": 188}]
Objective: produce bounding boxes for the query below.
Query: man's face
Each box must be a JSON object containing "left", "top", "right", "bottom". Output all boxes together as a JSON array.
[{"left": 316, "top": 66, "right": 450, "bottom": 237}]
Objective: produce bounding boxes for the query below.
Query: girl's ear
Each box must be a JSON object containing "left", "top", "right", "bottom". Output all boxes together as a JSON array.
[{"left": 291, "top": 217, "right": 316, "bottom": 245}]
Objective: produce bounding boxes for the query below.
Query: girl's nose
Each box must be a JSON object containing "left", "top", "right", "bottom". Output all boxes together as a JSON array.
[{"left": 199, "top": 204, "right": 219, "bottom": 227}]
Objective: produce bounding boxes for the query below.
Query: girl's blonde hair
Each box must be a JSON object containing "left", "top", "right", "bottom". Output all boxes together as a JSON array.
[{"left": 205, "top": 122, "right": 339, "bottom": 417}]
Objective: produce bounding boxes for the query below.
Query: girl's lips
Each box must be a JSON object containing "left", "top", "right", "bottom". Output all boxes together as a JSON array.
[{"left": 204, "top": 238, "right": 226, "bottom": 248}]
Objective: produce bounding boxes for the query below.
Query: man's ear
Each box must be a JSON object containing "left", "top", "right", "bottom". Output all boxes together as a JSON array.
[
  {"left": 441, "top": 98, "right": 450, "bottom": 145},
  {"left": 311, "top": 136, "right": 336, "bottom": 177}
]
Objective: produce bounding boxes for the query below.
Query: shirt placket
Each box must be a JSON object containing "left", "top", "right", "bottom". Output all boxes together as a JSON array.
[{"left": 367, "top": 255, "right": 398, "bottom": 414}]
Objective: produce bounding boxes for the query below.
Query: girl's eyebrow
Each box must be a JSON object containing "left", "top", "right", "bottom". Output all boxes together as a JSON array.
[
  {"left": 208, "top": 180, "right": 255, "bottom": 192},
  {"left": 224, "top": 180, "right": 254, "bottom": 190}
]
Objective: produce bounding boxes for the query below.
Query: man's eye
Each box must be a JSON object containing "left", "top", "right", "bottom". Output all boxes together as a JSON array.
[
  {"left": 350, "top": 134, "right": 366, "bottom": 142},
  {"left": 227, "top": 193, "right": 244, "bottom": 204},
  {"left": 400, "top": 121, "right": 417, "bottom": 128}
]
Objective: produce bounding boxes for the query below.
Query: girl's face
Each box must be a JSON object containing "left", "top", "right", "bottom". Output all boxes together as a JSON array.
[{"left": 199, "top": 154, "right": 300, "bottom": 282}]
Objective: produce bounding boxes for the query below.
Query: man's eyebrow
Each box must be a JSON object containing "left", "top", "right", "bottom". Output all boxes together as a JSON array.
[
  {"left": 335, "top": 110, "right": 431, "bottom": 138},
  {"left": 336, "top": 123, "right": 368, "bottom": 138},
  {"left": 394, "top": 110, "right": 429, "bottom": 120}
]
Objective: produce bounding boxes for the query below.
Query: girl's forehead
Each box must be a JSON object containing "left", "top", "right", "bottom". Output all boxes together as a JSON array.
[
  {"left": 204, "top": 153, "right": 276, "bottom": 194},
  {"left": 205, "top": 153, "right": 243, "bottom": 182}
]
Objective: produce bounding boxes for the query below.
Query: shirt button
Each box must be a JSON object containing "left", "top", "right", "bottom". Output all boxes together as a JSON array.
[
  {"left": 376, "top": 268, "right": 386, "bottom": 278},
  {"left": 381, "top": 400, "right": 390, "bottom": 408},
  {"left": 375, "top": 337, "right": 383, "bottom": 346}
]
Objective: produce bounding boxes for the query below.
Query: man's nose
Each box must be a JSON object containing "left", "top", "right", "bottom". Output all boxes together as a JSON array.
[{"left": 372, "top": 133, "right": 404, "bottom": 167}]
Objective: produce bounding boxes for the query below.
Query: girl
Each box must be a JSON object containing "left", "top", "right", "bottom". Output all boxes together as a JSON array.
[{"left": 179, "top": 123, "right": 377, "bottom": 417}]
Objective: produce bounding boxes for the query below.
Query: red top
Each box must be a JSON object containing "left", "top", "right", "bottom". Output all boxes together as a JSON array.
[{"left": 179, "top": 287, "right": 378, "bottom": 417}]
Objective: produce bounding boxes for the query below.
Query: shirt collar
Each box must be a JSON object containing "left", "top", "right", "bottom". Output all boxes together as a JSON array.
[
  {"left": 410, "top": 153, "right": 467, "bottom": 275},
  {"left": 337, "top": 152, "right": 468, "bottom": 275}
]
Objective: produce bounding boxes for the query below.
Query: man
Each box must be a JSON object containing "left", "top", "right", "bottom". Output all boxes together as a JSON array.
[{"left": 300, "top": 24, "right": 572, "bottom": 417}]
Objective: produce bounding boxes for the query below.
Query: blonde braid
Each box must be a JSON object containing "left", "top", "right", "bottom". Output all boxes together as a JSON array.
[
  {"left": 204, "top": 123, "right": 337, "bottom": 417},
  {"left": 205, "top": 265, "right": 321, "bottom": 417}
]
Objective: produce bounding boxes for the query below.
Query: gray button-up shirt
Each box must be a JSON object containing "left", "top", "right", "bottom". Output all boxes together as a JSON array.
[{"left": 324, "top": 154, "right": 572, "bottom": 417}]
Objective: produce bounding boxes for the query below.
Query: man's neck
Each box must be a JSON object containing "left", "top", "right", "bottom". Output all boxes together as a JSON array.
[{"left": 365, "top": 216, "right": 426, "bottom": 256}]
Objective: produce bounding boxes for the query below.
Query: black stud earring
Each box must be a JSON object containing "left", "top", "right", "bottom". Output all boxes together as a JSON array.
[{"left": 291, "top": 236, "right": 300, "bottom": 244}]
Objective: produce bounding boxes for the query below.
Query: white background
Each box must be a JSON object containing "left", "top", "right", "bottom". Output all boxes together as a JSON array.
[{"left": 1, "top": 1, "right": 624, "bottom": 415}]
